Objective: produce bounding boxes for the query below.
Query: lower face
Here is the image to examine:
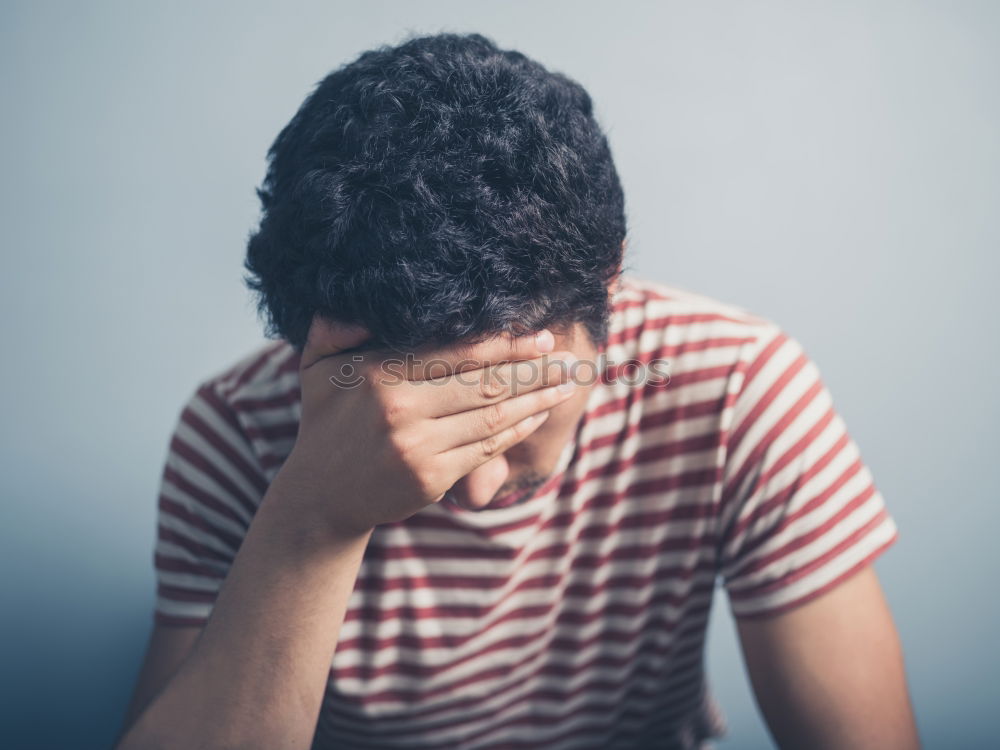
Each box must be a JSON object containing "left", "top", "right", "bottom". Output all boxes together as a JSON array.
[{"left": 442, "top": 323, "right": 599, "bottom": 511}]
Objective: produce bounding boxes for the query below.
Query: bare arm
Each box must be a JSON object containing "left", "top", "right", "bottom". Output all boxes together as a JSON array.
[
  {"left": 116, "top": 486, "right": 374, "bottom": 749},
  {"left": 117, "top": 623, "right": 201, "bottom": 743},
  {"left": 736, "top": 565, "right": 920, "bottom": 750},
  {"left": 117, "top": 320, "right": 574, "bottom": 749}
]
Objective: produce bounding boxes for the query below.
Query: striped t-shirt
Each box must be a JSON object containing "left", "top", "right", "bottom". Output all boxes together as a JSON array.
[{"left": 153, "top": 274, "right": 898, "bottom": 749}]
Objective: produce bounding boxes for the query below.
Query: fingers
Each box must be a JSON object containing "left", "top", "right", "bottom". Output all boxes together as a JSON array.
[
  {"left": 437, "top": 408, "right": 554, "bottom": 480},
  {"left": 429, "top": 378, "right": 578, "bottom": 454},
  {"left": 403, "top": 329, "right": 556, "bottom": 381},
  {"left": 300, "top": 315, "right": 372, "bottom": 371},
  {"left": 414, "top": 351, "right": 579, "bottom": 418}
]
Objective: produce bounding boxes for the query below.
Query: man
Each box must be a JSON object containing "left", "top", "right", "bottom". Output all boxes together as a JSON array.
[{"left": 116, "top": 32, "right": 919, "bottom": 749}]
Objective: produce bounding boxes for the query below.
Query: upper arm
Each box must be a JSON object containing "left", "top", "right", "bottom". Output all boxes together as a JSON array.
[
  {"left": 715, "top": 327, "right": 917, "bottom": 746},
  {"left": 736, "top": 565, "right": 920, "bottom": 749},
  {"left": 117, "top": 623, "right": 202, "bottom": 741}
]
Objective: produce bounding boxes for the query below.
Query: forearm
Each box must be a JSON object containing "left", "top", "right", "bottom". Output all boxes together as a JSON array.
[{"left": 117, "top": 470, "right": 373, "bottom": 750}]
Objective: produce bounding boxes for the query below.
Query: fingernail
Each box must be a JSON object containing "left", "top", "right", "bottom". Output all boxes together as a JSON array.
[
  {"left": 535, "top": 329, "right": 554, "bottom": 352},
  {"left": 558, "top": 379, "right": 577, "bottom": 393},
  {"left": 523, "top": 410, "right": 550, "bottom": 427}
]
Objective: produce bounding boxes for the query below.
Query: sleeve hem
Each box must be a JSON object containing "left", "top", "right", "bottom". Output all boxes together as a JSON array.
[
  {"left": 154, "top": 610, "right": 211, "bottom": 627},
  {"left": 730, "top": 525, "right": 898, "bottom": 621}
]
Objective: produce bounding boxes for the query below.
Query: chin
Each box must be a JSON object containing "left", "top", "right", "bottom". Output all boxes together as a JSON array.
[{"left": 450, "top": 474, "right": 551, "bottom": 511}]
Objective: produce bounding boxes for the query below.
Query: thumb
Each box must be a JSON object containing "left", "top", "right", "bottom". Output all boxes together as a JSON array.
[{"left": 300, "top": 315, "right": 371, "bottom": 370}]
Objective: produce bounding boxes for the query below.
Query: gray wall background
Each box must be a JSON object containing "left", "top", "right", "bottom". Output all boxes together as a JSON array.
[{"left": 1, "top": 1, "right": 996, "bottom": 747}]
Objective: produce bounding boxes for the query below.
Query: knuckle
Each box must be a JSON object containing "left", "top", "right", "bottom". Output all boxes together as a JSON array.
[
  {"left": 375, "top": 387, "right": 410, "bottom": 424},
  {"left": 481, "top": 401, "right": 506, "bottom": 431},
  {"left": 479, "top": 376, "right": 506, "bottom": 401},
  {"left": 413, "top": 464, "right": 442, "bottom": 499},
  {"left": 480, "top": 431, "right": 503, "bottom": 458},
  {"left": 388, "top": 428, "right": 420, "bottom": 461}
]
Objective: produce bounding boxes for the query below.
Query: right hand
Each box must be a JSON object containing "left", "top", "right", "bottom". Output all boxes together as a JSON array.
[{"left": 270, "top": 316, "right": 578, "bottom": 538}]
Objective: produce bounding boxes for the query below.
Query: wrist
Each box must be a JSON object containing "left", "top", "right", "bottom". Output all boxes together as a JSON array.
[{"left": 258, "top": 457, "right": 375, "bottom": 552}]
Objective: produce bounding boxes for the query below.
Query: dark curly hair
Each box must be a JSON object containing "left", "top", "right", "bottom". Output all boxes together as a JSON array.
[{"left": 244, "top": 31, "right": 628, "bottom": 353}]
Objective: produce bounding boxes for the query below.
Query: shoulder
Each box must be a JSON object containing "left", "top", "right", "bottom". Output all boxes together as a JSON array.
[
  {"left": 194, "top": 339, "right": 301, "bottom": 411},
  {"left": 177, "top": 339, "right": 303, "bottom": 480},
  {"left": 583, "top": 276, "right": 802, "bottom": 458},
  {"left": 612, "top": 274, "right": 764, "bottom": 320},
  {"left": 606, "top": 274, "right": 787, "bottom": 369}
]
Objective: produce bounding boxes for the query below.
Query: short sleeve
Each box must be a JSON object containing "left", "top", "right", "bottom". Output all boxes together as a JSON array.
[
  {"left": 152, "top": 381, "right": 269, "bottom": 626},
  {"left": 717, "top": 327, "right": 898, "bottom": 619}
]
